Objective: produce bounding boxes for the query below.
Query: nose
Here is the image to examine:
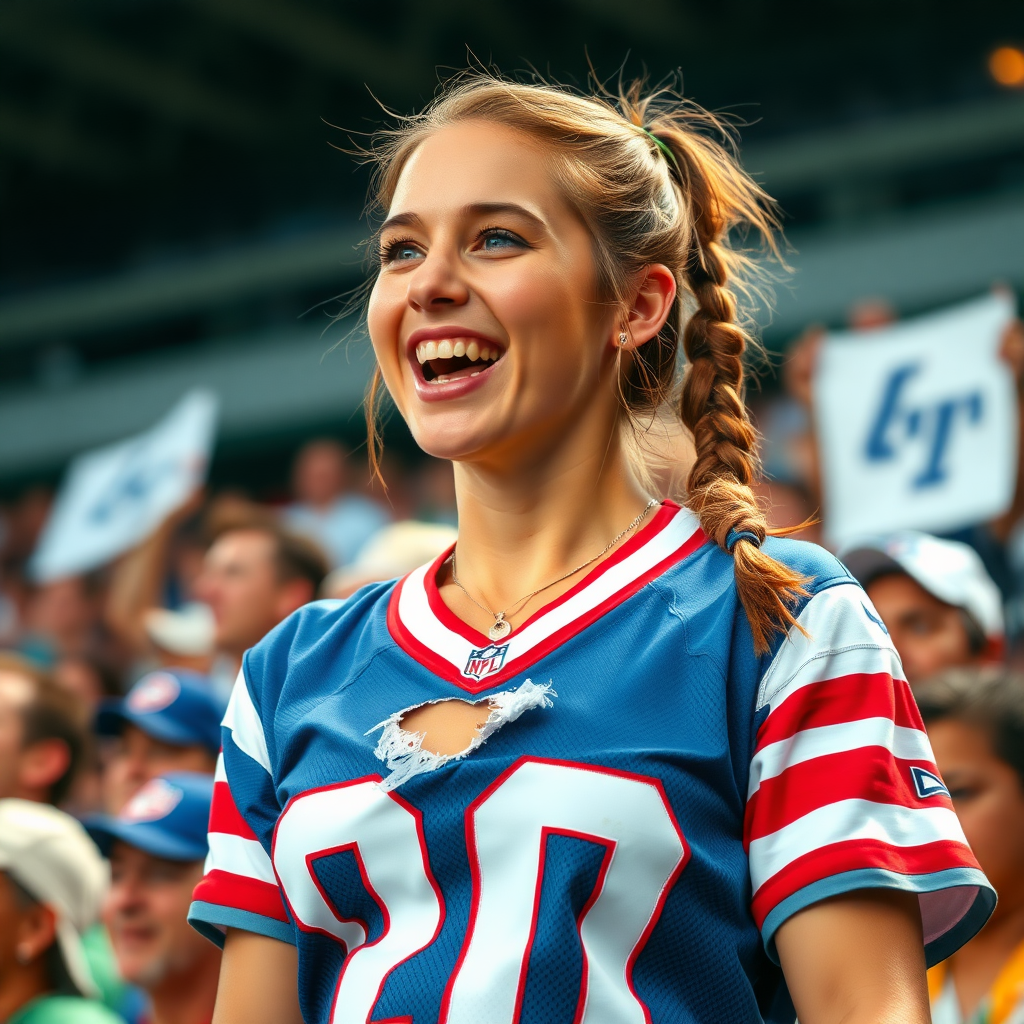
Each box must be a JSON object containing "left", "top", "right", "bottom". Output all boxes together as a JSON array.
[{"left": 406, "top": 247, "right": 470, "bottom": 311}]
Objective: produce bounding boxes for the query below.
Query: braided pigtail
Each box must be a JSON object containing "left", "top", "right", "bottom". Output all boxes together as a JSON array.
[{"left": 656, "top": 126, "right": 809, "bottom": 654}]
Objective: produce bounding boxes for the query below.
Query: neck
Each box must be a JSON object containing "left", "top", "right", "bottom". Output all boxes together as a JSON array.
[
  {"left": 0, "top": 964, "right": 49, "bottom": 1022},
  {"left": 147, "top": 954, "right": 221, "bottom": 1024},
  {"left": 450, "top": 408, "right": 650, "bottom": 614}
]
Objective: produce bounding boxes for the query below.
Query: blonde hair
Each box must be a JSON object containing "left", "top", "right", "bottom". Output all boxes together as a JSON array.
[{"left": 359, "top": 73, "right": 808, "bottom": 652}]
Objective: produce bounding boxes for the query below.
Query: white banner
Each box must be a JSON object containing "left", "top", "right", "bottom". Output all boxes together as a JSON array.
[
  {"left": 814, "top": 292, "right": 1018, "bottom": 548},
  {"left": 31, "top": 390, "right": 218, "bottom": 581}
]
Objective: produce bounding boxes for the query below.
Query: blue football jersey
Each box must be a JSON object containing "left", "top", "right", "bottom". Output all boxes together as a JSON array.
[{"left": 190, "top": 501, "right": 993, "bottom": 1024}]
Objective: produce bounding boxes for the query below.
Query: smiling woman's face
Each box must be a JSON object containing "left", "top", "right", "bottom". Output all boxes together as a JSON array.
[{"left": 367, "top": 120, "right": 620, "bottom": 466}]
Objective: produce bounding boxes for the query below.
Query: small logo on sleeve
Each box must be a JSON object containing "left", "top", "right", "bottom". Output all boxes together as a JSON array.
[
  {"left": 862, "top": 603, "right": 890, "bottom": 635},
  {"left": 463, "top": 644, "right": 509, "bottom": 681},
  {"left": 910, "top": 766, "right": 949, "bottom": 799}
]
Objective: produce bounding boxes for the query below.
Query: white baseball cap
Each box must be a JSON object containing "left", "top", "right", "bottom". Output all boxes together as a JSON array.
[
  {"left": 841, "top": 531, "right": 1004, "bottom": 639},
  {"left": 0, "top": 799, "right": 109, "bottom": 997},
  {"left": 143, "top": 601, "right": 215, "bottom": 657}
]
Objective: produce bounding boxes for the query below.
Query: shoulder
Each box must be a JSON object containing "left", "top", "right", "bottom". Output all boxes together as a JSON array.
[
  {"left": 758, "top": 539, "right": 897, "bottom": 712},
  {"left": 11, "top": 996, "right": 125, "bottom": 1024},
  {"left": 242, "top": 581, "right": 396, "bottom": 707},
  {"left": 761, "top": 535, "right": 856, "bottom": 598}
]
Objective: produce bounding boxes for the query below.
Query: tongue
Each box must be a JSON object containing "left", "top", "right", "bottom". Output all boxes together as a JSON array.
[{"left": 428, "top": 359, "right": 485, "bottom": 381}]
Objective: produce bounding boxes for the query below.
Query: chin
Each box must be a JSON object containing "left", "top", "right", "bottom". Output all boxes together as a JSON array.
[{"left": 407, "top": 414, "right": 505, "bottom": 464}]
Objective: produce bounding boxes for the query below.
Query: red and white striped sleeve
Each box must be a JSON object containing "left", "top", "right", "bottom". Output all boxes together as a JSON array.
[
  {"left": 745, "top": 582, "right": 995, "bottom": 965},
  {"left": 189, "top": 671, "right": 293, "bottom": 946}
]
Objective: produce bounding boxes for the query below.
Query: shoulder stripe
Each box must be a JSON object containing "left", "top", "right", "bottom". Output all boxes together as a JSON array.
[
  {"left": 756, "top": 673, "right": 920, "bottom": 751},
  {"left": 750, "top": 838, "right": 976, "bottom": 930},
  {"left": 748, "top": 798, "right": 968, "bottom": 894},
  {"left": 222, "top": 668, "right": 271, "bottom": 774},
  {"left": 210, "top": 779, "right": 257, "bottom": 840},
  {"left": 746, "top": 745, "right": 950, "bottom": 842},
  {"left": 192, "top": 870, "right": 289, "bottom": 925},
  {"left": 749, "top": 718, "right": 935, "bottom": 800},
  {"left": 205, "top": 832, "right": 278, "bottom": 886}
]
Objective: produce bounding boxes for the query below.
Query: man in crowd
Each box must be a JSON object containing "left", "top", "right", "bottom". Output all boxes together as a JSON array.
[
  {"left": 283, "top": 438, "right": 390, "bottom": 568},
  {"left": 192, "top": 509, "right": 329, "bottom": 684},
  {"left": 842, "top": 531, "right": 1005, "bottom": 682},
  {"left": 0, "top": 653, "right": 85, "bottom": 806},
  {"left": 0, "top": 799, "right": 118, "bottom": 1023},
  {"left": 107, "top": 502, "right": 329, "bottom": 695},
  {"left": 89, "top": 773, "right": 220, "bottom": 1024},
  {"left": 96, "top": 669, "right": 223, "bottom": 814}
]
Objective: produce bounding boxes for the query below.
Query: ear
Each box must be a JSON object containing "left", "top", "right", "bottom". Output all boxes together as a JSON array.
[
  {"left": 18, "top": 738, "right": 71, "bottom": 799},
  {"left": 613, "top": 264, "right": 677, "bottom": 350},
  {"left": 17, "top": 900, "right": 58, "bottom": 963}
]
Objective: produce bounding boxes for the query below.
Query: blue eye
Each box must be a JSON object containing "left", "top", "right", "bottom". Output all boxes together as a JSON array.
[
  {"left": 479, "top": 228, "right": 526, "bottom": 251},
  {"left": 381, "top": 238, "right": 423, "bottom": 263}
]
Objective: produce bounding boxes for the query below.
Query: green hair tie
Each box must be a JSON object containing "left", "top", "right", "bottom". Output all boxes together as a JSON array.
[{"left": 641, "top": 125, "right": 680, "bottom": 172}]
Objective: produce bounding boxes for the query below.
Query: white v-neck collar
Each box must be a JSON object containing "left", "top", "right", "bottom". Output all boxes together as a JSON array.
[{"left": 386, "top": 501, "right": 706, "bottom": 692}]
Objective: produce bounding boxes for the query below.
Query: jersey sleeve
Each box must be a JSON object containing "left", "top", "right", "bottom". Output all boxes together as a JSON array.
[
  {"left": 188, "top": 665, "right": 294, "bottom": 947},
  {"left": 745, "top": 581, "right": 995, "bottom": 966}
]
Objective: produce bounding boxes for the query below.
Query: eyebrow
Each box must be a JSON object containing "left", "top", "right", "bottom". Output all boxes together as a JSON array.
[{"left": 379, "top": 202, "right": 547, "bottom": 237}]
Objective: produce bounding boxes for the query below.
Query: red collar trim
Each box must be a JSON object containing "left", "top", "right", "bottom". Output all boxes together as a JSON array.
[{"left": 387, "top": 500, "right": 706, "bottom": 693}]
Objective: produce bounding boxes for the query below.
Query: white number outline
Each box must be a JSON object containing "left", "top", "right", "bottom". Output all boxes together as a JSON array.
[
  {"left": 274, "top": 759, "right": 689, "bottom": 1024},
  {"left": 439, "top": 757, "right": 690, "bottom": 1024},
  {"left": 272, "top": 776, "right": 445, "bottom": 1024}
]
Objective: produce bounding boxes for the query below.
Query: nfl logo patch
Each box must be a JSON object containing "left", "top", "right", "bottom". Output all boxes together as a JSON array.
[
  {"left": 463, "top": 643, "right": 510, "bottom": 681},
  {"left": 127, "top": 672, "right": 181, "bottom": 714}
]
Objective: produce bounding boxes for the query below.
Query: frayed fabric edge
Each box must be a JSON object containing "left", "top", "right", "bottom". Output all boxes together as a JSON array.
[{"left": 365, "top": 679, "right": 556, "bottom": 792}]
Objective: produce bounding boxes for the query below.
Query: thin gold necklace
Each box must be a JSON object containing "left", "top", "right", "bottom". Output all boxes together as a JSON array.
[{"left": 449, "top": 499, "right": 658, "bottom": 641}]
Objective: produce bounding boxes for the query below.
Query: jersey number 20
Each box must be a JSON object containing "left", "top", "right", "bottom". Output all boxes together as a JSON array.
[{"left": 273, "top": 757, "right": 689, "bottom": 1024}]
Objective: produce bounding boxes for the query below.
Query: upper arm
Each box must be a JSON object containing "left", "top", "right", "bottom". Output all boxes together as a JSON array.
[
  {"left": 213, "top": 928, "right": 302, "bottom": 1024},
  {"left": 746, "top": 580, "right": 994, "bottom": 964},
  {"left": 189, "top": 666, "right": 294, "bottom": 947},
  {"left": 776, "top": 889, "right": 929, "bottom": 1024}
]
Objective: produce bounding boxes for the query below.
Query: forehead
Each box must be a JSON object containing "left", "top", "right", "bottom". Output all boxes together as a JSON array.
[
  {"left": 867, "top": 572, "right": 954, "bottom": 614},
  {"left": 207, "top": 529, "right": 276, "bottom": 568},
  {"left": 388, "top": 120, "right": 565, "bottom": 221}
]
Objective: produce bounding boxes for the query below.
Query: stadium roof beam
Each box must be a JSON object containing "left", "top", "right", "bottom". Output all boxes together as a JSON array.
[
  {"left": 0, "top": 226, "right": 365, "bottom": 348},
  {"left": 743, "top": 93, "right": 1024, "bottom": 193},
  {"left": 0, "top": 15, "right": 270, "bottom": 141},
  {"left": 1, "top": 93, "right": 1023, "bottom": 348}
]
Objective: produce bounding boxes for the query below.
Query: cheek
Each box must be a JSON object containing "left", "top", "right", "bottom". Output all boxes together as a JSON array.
[
  {"left": 957, "top": 793, "right": 1023, "bottom": 884},
  {"left": 367, "top": 281, "right": 406, "bottom": 382}
]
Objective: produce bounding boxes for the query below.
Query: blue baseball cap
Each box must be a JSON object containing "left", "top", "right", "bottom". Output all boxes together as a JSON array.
[
  {"left": 86, "top": 772, "right": 213, "bottom": 862},
  {"left": 95, "top": 668, "right": 226, "bottom": 756}
]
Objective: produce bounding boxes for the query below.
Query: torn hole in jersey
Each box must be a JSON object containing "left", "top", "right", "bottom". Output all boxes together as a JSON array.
[{"left": 366, "top": 679, "right": 555, "bottom": 791}]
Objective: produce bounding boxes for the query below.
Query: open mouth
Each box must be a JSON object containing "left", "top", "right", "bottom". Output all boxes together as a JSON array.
[{"left": 414, "top": 338, "right": 504, "bottom": 383}]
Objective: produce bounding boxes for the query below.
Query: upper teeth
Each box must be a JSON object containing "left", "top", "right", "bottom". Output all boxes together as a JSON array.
[{"left": 415, "top": 339, "right": 500, "bottom": 365}]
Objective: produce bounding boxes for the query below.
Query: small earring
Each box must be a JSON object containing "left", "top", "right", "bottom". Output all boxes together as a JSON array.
[{"left": 618, "top": 332, "right": 629, "bottom": 347}]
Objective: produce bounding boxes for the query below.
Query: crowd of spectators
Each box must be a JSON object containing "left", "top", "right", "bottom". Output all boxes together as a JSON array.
[
  {"left": 0, "top": 440, "right": 457, "bottom": 1023},
  {"left": 1, "top": 301, "right": 1024, "bottom": 1022}
]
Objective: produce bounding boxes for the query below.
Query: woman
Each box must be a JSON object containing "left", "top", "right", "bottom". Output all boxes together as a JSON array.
[
  {"left": 914, "top": 669, "right": 1024, "bottom": 1024},
  {"left": 189, "top": 75, "right": 994, "bottom": 1024}
]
